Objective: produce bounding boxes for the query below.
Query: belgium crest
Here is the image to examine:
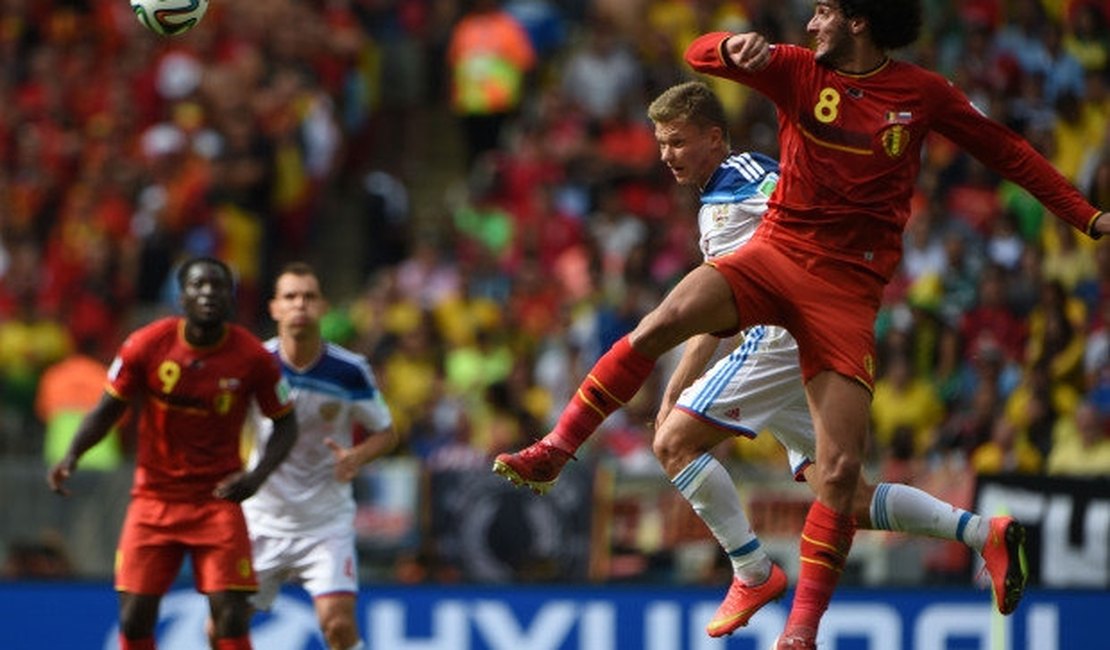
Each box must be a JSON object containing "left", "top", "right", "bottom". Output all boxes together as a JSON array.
[{"left": 880, "top": 124, "right": 908, "bottom": 158}]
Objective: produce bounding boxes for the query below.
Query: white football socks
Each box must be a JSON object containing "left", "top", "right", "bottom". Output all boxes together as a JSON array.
[
  {"left": 870, "top": 482, "right": 988, "bottom": 551},
  {"left": 672, "top": 466, "right": 992, "bottom": 586},
  {"left": 672, "top": 453, "right": 771, "bottom": 585}
]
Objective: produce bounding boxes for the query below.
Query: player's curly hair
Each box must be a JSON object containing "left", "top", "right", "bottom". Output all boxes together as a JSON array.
[{"left": 838, "top": 0, "right": 922, "bottom": 51}]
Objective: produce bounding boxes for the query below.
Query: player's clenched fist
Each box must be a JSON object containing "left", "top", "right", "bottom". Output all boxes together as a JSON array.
[{"left": 722, "top": 33, "right": 771, "bottom": 71}]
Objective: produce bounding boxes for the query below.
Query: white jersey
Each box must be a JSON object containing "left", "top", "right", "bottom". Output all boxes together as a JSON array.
[
  {"left": 243, "top": 339, "right": 393, "bottom": 537},
  {"left": 676, "top": 152, "right": 816, "bottom": 476},
  {"left": 697, "top": 152, "right": 780, "bottom": 259}
]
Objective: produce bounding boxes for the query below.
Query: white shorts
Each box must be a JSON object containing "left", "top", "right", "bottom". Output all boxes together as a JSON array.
[
  {"left": 249, "top": 530, "right": 359, "bottom": 610},
  {"left": 675, "top": 325, "right": 815, "bottom": 478}
]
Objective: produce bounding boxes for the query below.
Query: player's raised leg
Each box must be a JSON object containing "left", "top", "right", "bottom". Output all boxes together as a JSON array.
[{"left": 494, "top": 264, "right": 738, "bottom": 493}]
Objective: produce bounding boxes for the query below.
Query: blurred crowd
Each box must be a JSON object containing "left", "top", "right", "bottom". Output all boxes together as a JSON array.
[{"left": 2, "top": 0, "right": 1109, "bottom": 548}]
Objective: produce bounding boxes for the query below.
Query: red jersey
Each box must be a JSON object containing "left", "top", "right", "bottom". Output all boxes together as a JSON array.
[
  {"left": 686, "top": 34, "right": 1102, "bottom": 283},
  {"left": 107, "top": 317, "right": 293, "bottom": 501}
]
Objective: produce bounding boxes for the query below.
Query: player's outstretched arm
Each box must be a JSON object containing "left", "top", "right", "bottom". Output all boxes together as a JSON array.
[{"left": 47, "top": 392, "right": 128, "bottom": 496}]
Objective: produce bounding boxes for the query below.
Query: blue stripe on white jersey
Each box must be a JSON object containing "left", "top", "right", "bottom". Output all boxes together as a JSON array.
[
  {"left": 690, "top": 325, "right": 767, "bottom": 412},
  {"left": 264, "top": 339, "right": 379, "bottom": 401},
  {"left": 697, "top": 152, "right": 780, "bottom": 259},
  {"left": 701, "top": 152, "right": 779, "bottom": 205}
]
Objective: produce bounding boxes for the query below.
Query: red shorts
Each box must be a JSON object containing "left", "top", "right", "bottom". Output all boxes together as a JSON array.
[
  {"left": 709, "top": 236, "right": 882, "bottom": 391},
  {"left": 115, "top": 495, "right": 257, "bottom": 595}
]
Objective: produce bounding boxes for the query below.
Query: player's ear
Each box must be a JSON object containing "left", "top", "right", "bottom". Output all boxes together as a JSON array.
[
  {"left": 849, "top": 15, "right": 868, "bottom": 36},
  {"left": 710, "top": 125, "right": 726, "bottom": 147}
]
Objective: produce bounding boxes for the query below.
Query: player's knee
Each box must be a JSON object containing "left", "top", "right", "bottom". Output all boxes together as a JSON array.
[
  {"left": 821, "top": 452, "right": 862, "bottom": 494},
  {"left": 118, "top": 595, "right": 159, "bottom": 639},
  {"left": 118, "top": 616, "right": 150, "bottom": 640},
  {"left": 209, "top": 592, "right": 252, "bottom": 637},
  {"left": 652, "top": 426, "right": 698, "bottom": 477},
  {"left": 652, "top": 428, "right": 678, "bottom": 469}
]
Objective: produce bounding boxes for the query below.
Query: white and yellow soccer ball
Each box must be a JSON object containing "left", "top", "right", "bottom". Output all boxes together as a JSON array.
[{"left": 131, "top": 0, "right": 210, "bottom": 37}]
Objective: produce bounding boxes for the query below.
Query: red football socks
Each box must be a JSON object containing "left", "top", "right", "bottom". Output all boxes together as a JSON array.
[
  {"left": 214, "top": 637, "right": 252, "bottom": 650},
  {"left": 786, "top": 500, "right": 856, "bottom": 638},
  {"left": 119, "top": 637, "right": 155, "bottom": 650},
  {"left": 545, "top": 335, "right": 656, "bottom": 453}
]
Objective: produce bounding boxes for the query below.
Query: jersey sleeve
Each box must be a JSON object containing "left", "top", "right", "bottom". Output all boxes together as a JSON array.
[
  {"left": 928, "top": 77, "right": 1102, "bottom": 237},
  {"left": 684, "top": 33, "right": 806, "bottom": 109},
  {"left": 105, "top": 330, "right": 146, "bottom": 401},
  {"left": 252, "top": 348, "right": 295, "bottom": 420},
  {"left": 350, "top": 358, "right": 394, "bottom": 432}
]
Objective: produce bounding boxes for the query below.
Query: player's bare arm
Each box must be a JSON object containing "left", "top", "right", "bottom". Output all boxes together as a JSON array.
[
  {"left": 326, "top": 426, "right": 401, "bottom": 483},
  {"left": 47, "top": 392, "right": 128, "bottom": 495},
  {"left": 721, "top": 33, "right": 771, "bottom": 71},
  {"left": 215, "top": 410, "right": 298, "bottom": 502}
]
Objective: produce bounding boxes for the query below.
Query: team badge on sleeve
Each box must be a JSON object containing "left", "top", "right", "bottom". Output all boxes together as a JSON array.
[{"left": 275, "top": 377, "right": 293, "bottom": 406}]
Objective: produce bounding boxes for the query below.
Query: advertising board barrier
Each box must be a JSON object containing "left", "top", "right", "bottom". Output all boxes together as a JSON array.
[
  {"left": 974, "top": 474, "right": 1110, "bottom": 588},
  {"left": 0, "top": 581, "right": 1102, "bottom": 649}
]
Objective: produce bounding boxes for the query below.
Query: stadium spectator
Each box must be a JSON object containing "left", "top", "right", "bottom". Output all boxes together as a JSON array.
[
  {"left": 1046, "top": 400, "right": 1110, "bottom": 475},
  {"left": 1024, "top": 278, "right": 1088, "bottom": 393},
  {"left": 970, "top": 415, "right": 1043, "bottom": 474},
  {"left": 560, "top": 15, "right": 644, "bottom": 125},
  {"left": 959, "top": 266, "right": 1029, "bottom": 365},
  {"left": 1063, "top": 2, "right": 1108, "bottom": 72},
  {"left": 446, "top": 0, "right": 536, "bottom": 165},
  {"left": 0, "top": 289, "right": 72, "bottom": 454},
  {"left": 870, "top": 353, "right": 946, "bottom": 456},
  {"left": 1041, "top": 216, "right": 1099, "bottom": 292},
  {"left": 35, "top": 340, "right": 128, "bottom": 472},
  {"left": 1004, "top": 359, "right": 1080, "bottom": 458}
]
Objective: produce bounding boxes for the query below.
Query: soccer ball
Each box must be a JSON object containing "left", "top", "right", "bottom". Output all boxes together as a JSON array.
[{"left": 131, "top": 0, "right": 209, "bottom": 37}]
